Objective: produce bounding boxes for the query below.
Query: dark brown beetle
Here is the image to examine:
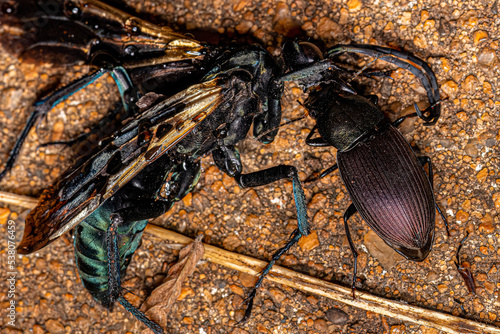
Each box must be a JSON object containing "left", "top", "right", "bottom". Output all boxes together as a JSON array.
[{"left": 280, "top": 42, "right": 448, "bottom": 294}]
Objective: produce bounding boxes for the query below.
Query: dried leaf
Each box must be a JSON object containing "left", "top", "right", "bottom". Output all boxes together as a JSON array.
[
  {"left": 364, "top": 230, "right": 404, "bottom": 270},
  {"left": 141, "top": 235, "right": 205, "bottom": 332}
]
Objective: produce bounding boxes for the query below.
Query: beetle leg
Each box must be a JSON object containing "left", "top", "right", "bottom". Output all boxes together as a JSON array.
[
  {"left": 328, "top": 44, "right": 440, "bottom": 125},
  {"left": 305, "top": 164, "right": 339, "bottom": 183},
  {"left": 343, "top": 203, "right": 359, "bottom": 299},
  {"left": 435, "top": 204, "right": 449, "bottom": 236},
  {"left": 305, "top": 125, "right": 330, "bottom": 147},
  {"left": 0, "top": 66, "right": 138, "bottom": 182},
  {"left": 107, "top": 213, "right": 163, "bottom": 334},
  {"left": 417, "top": 156, "right": 450, "bottom": 236},
  {"left": 233, "top": 165, "right": 309, "bottom": 321},
  {"left": 364, "top": 94, "right": 379, "bottom": 106},
  {"left": 318, "top": 164, "right": 339, "bottom": 179},
  {"left": 392, "top": 113, "right": 418, "bottom": 128}
]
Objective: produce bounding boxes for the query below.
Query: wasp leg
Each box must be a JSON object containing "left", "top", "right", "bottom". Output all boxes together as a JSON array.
[
  {"left": 203, "top": 46, "right": 283, "bottom": 144},
  {"left": 417, "top": 156, "right": 450, "bottom": 236},
  {"left": 327, "top": 44, "right": 440, "bottom": 125},
  {"left": 343, "top": 203, "right": 359, "bottom": 299},
  {"left": 232, "top": 165, "right": 309, "bottom": 322},
  {"left": 0, "top": 66, "right": 138, "bottom": 182},
  {"left": 253, "top": 76, "right": 284, "bottom": 144},
  {"left": 106, "top": 213, "right": 163, "bottom": 334}
]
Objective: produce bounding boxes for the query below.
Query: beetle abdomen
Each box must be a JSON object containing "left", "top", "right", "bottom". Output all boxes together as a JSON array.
[{"left": 337, "top": 124, "right": 435, "bottom": 261}]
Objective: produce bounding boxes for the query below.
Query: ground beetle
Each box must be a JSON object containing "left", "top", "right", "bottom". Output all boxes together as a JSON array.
[{"left": 280, "top": 42, "right": 448, "bottom": 295}]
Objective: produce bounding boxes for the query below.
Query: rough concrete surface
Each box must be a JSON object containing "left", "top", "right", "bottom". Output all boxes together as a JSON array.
[{"left": 0, "top": 0, "right": 499, "bottom": 333}]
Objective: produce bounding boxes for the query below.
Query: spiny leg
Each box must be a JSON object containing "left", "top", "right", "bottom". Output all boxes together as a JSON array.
[
  {"left": 234, "top": 165, "right": 309, "bottom": 322},
  {"left": 239, "top": 229, "right": 302, "bottom": 323},
  {"left": 0, "top": 66, "right": 138, "bottom": 182},
  {"left": 302, "top": 127, "right": 339, "bottom": 182},
  {"left": 343, "top": 203, "right": 359, "bottom": 298},
  {"left": 107, "top": 213, "right": 163, "bottom": 334}
]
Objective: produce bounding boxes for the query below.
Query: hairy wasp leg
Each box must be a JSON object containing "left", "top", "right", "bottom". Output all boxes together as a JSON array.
[
  {"left": 107, "top": 214, "right": 163, "bottom": 334},
  {"left": 233, "top": 165, "right": 309, "bottom": 322},
  {"left": 0, "top": 66, "right": 138, "bottom": 182},
  {"left": 417, "top": 156, "right": 450, "bottom": 236},
  {"left": 327, "top": 44, "right": 440, "bottom": 125},
  {"left": 343, "top": 203, "right": 359, "bottom": 299},
  {"left": 107, "top": 214, "right": 123, "bottom": 303}
]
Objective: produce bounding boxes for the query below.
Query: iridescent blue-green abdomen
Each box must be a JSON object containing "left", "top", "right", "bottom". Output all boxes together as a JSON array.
[{"left": 73, "top": 201, "right": 149, "bottom": 307}]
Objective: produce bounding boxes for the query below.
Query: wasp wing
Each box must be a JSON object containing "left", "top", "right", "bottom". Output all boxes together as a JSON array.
[{"left": 18, "top": 77, "right": 228, "bottom": 254}]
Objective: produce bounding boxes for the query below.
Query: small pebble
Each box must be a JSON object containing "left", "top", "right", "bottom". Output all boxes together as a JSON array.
[
  {"left": 325, "top": 308, "right": 349, "bottom": 325},
  {"left": 45, "top": 319, "right": 65, "bottom": 334},
  {"left": 298, "top": 230, "right": 320, "bottom": 251},
  {"left": 456, "top": 210, "right": 470, "bottom": 223}
]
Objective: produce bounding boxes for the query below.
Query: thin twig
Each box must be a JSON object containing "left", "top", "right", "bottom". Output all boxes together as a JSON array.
[
  {"left": 1, "top": 190, "right": 499, "bottom": 334},
  {"left": 0, "top": 191, "right": 39, "bottom": 208}
]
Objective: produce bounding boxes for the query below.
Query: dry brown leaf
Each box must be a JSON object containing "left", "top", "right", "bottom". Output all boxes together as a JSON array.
[{"left": 141, "top": 234, "right": 205, "bottom": 332}]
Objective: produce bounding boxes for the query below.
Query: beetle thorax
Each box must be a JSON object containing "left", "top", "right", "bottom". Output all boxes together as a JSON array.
[{"left": 315, "top": 93, "right": 385, "bottom": 151}]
